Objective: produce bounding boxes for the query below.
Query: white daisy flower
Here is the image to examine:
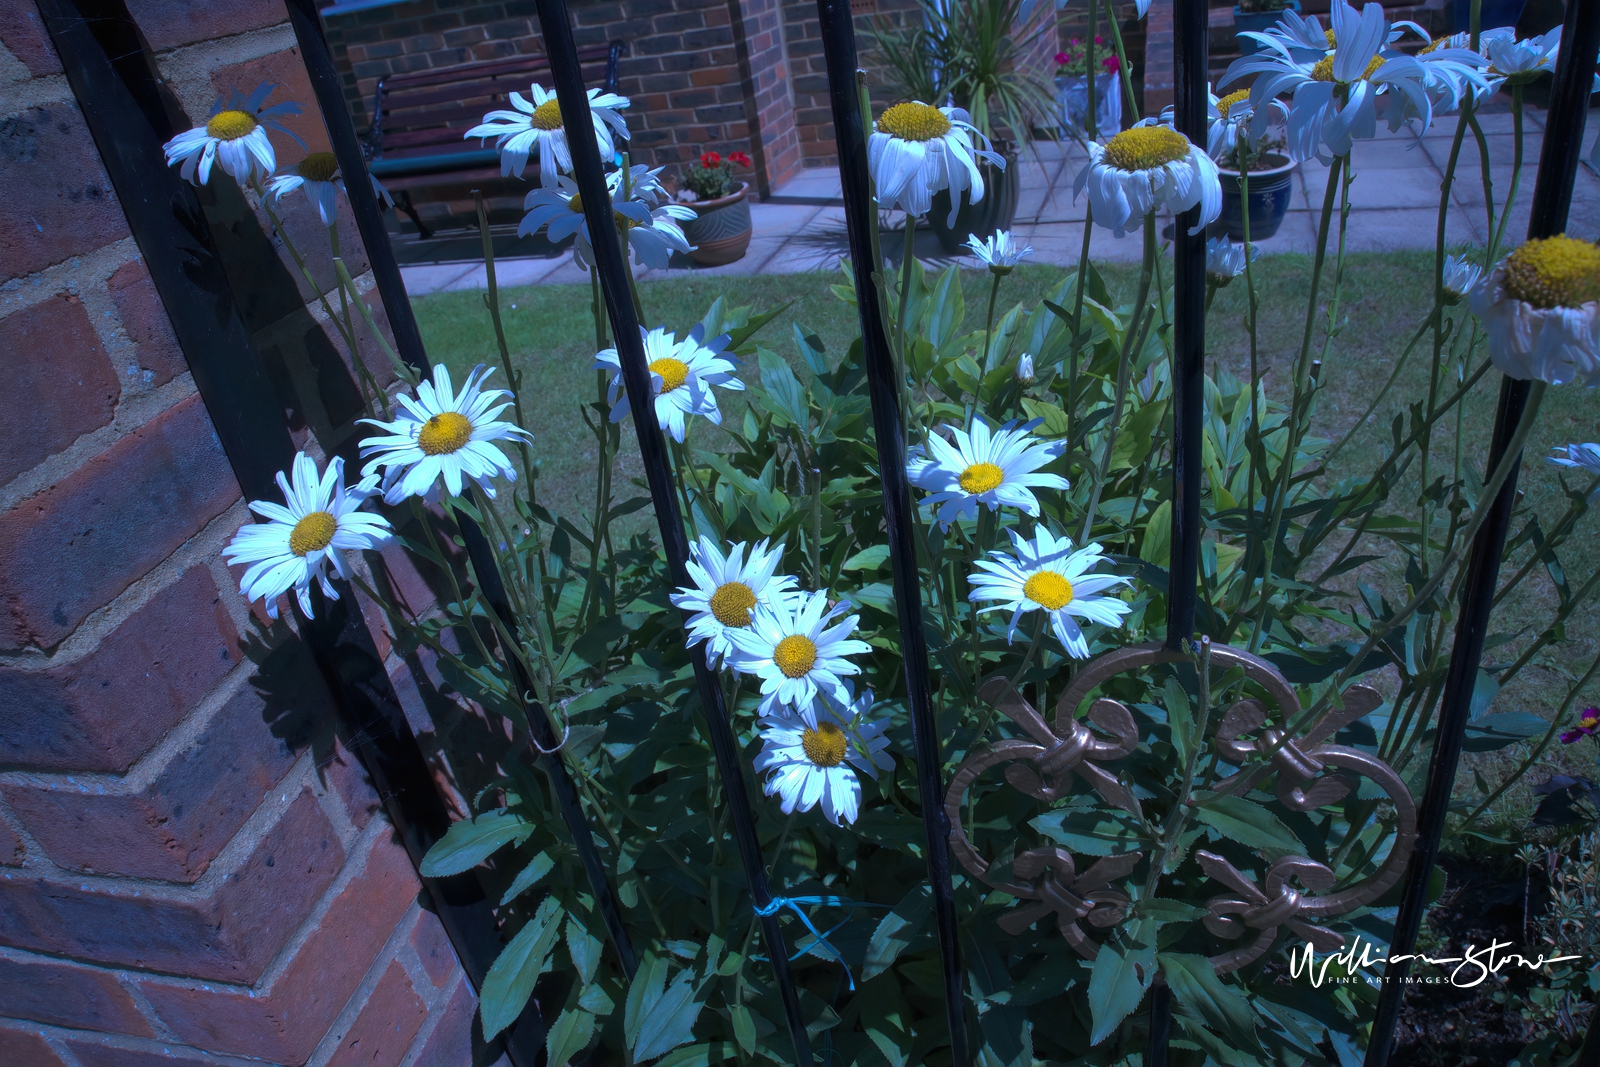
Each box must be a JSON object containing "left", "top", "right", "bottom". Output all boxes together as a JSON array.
[
  {"left": 1441, "top": 253, "right": 1482, "bottom": 305},
  {"left": 1549, "top": 443, "right": 1600, "bottom": 477},
  {"left": 163, "top": 83, "right": 304, "bottom": 187},
  {"left": 1073, "top": 120, "right": 1221, "bottom": 237},
  {"left": 726, "top": 590, "right": 872, "bottom": 726},
  {"left": 266, "top": 152, "right": 395, "bottom": 226},
  {"left": 1221, "top": 1, "right": 1434, "bottom": 162},
  {"left": 463, "top": 83, "right": 630, "bottom": 184},
  {"left": 1484, "top": 26, "right": 1562, "bottom": 87},
  {"left": 753, "top": 688, "right": 892, "bottom": 826},
  {"left": 669, "top": 537, "right": 799, "bottom": 669},
  {"left": 593, "top": 325, "right": 742, "bottom": 443},
  {"left": 869, "top": 101, "right": 1003, "bottom": 225},
  {"left": 357, "top": 363, "right": 533, "bottom": 504},
  {"left": 223, "top": 452, "right": 393, "bottom": 620},
  {"left": 1160, "top": 86, "right": 1285, "bottom": 167},
  {"left": 907, "top": 419, "right": 1069, "bottom": 528},
  {"left": 1206, "top": 235, "right": 1256, "bottom": 287},
  {"left": 1407, "top": 32, "right": 1496, "bottom": 111},
  {"left": 519, "top": 175, "right": 695, "bottom": 271},
  {"left": 965, "top": 229, "right": 1035, "bottom": 274},
  {"left": 1471, "top": 235, "right": 1600, "bottom": 387},
  {"left": 968, "top": 527, "right": 1134, "bottom": 659}
]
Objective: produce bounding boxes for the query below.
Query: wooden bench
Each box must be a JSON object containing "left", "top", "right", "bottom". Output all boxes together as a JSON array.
[{"left": 364, "top": 42, "right": 625, "bottom": 238}]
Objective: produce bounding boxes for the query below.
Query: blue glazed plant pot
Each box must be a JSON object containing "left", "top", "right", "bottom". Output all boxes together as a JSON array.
[
  {"left": 1450, "top": 0, "right": 1526, "bottom": 33},
  {"left": 1217, "top": 153, "right": 1294, "bottom": 241},
  {"left": 1234, "top": 0, "right": 1300, "bottom": 55}
]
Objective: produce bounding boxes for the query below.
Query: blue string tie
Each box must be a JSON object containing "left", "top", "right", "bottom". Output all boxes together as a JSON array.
[{"left": 754, "top": 894, "right": 887, "bottom": 991}]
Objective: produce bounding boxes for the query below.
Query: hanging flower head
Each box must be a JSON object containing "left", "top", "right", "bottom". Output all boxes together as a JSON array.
[
  {"left": 1548, "top": 443, "right": 1600, "bottom": 501},
  {"left": 519, "top": 174, "right": 694, "bottom": 271},
  {"left": 163, "top": 83, "right": 304, "bottom": 187},
  {"left": 670, "top": 537, "right": 799, "bottom": 669},
  {"left": 1559, "top": 707, "right": 1600, "bottom": 745},
  {"left": 753, "top": 687, "right": 893, "bottom": 826},
  {"left": 357, "top": 364, "right": 533, "bottom": 504},
  {"left": 965, "top": 229, "right": 1035, "bottom": 275},
  {"left": 1441, "top": 254, "right": 1482, "bottom": 305},
  {"left": 464, "top": 83, "right": 631, "bottom": 184},
  {"left": 726, "top": 590, "right": 872, "bottom": 726},
  {"left": 593, "top": 325, "right": 743, "bottom": 443},
  {"left": 1471, "top": 235, "right": 1600, "bottom": 386},
  {"left": 1073, "top": 120, "right": 1221, "bottom": 238},
  {"left": 907, "top": 419, "right": 1069, "bottom": 528},
  {"left": 968, "top": 528, "right": 1134, "bottom": 659},
  {"left": 869, "top": 101, "right": 1003, "bottom": 225},
  {"left": 266, "top": 152, "right": 394, "bottom": 226},
  {"left": 223, "top": 453, "right": 393, "bottom": 620},
  {"left": 1206, "top": 235, "right": 1256, "bottom": 287},
  {"left": 1167, "top": 86, "right": 1288, "bottom": 166},
  {"left": 1483, "top": 26, "right": 1563, "bottom": 87}
]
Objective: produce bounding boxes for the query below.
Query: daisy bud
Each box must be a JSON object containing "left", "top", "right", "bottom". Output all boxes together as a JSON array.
[{"left": 1015, "top": 353, "right": 1036, "bottom": 386}]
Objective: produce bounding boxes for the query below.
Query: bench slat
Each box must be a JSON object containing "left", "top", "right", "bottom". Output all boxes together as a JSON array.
[{"left": 377, "top": 46, "right": 614, "bottom": 93}]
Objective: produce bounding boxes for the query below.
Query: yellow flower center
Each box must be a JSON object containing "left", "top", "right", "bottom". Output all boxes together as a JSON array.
[
  {"left": 566, "top": 192, "right": 641, "bottom": 232},
  {"left": 800, "top": 721, "right": 849, "bottom": 767},
  {"left": 709, "top": 581, "right": 757, "bottom": 627},
  {"left": 649, "top": 357, "right": 690, "bottom": 392},
  {"left": 1023, "top": 571, "right": 1075, "bottom": 610},
  {"left": 957, "top": 462, "right": 1005, "bottom": 495},
  {"left": 1419, "top": 35, "right": 1449, "bottom": 55},
  {"left": 1582, "top": 713, "right": 1600, "bottom": 729},
  {"left": 876, "top": 102, "right": 953, "bottom": 142},
  {"left": 1503, "top": 236, "right": 1600, "bottom": 309},
  {"left": 205, "top": 109, "right": 258, "bottom": 141},
  {"left": 1217, "top": 89, "right": 1251, "bottom": 120},
  {"left": 296, "top": 151, "right": 339, "bottom": 182},
  {"left": 773, "top": 634, "right": 818, "bottom": 679},
  {"left": 531, "top": 98, "right": 563, "bottom": 131},
  {"left": 289, "top": 511, "right": 337, "bottom": 556},
  {"left": 1101, "top": 126, "right": 1191, "bottom": 171},
  {"left": 417, "top": 410, "right": 474, "bottom": 455},
  {"left": 1311, "top": 52, "right": 1387, "bottom": 84}
]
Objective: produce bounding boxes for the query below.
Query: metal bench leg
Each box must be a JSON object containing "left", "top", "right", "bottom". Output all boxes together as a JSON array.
[{"left": 395, "top": 189, "right": 433, "bottom": 239}]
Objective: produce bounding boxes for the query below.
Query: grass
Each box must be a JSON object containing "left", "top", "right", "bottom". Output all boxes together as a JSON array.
[{"left": 412, "top": 253, "right": 1600, "bottom": 810}]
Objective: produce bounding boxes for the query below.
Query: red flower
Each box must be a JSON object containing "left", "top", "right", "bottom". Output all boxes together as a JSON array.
[
  {"left": 1102, "top": 54, "right": 1120, "bottom": 73},
  {"left": 1054, "top": 51, "right": 1071, "bottom": 64},
  {"left": 730, "top": 151, "right": 753, "bottom": 167},
  {"left": 701, "top": 151, "right": 722, "bottom": 166}
]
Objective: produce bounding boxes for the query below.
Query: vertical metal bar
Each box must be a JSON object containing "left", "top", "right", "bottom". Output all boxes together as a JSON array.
[
  {"left": 1364, "top": 2, "right": 1600, "bottom": 1064},
  {"left": 33, "top": 4, "right": 547, "bottom": 1063},
  {"left": 811, "top": 2, "right": 971, "bottom": 1063},
  {"left": 527, "top": 0, "right": 815, "bottom": 1062},
  {"left": 282, "top": 0, "right": 639, "bottom": 981},
  {"left": 1167, "top": 0, "right": 1208, "bottom": 652}
]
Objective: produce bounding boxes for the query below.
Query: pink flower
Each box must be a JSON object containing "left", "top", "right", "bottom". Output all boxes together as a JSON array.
[
  {"left": 1561, "top": 708, "right": 1600, "bottom": 744},
  {"left": 1103, "top": 54, "right": 1120, "bottom": 73},
  {"left": 1055, "top": 51, "right": 1071, "bottom": 64}
]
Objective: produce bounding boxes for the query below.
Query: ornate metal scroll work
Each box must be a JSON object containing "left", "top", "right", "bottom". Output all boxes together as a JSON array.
[{"left": 945, "top": 642, "right": 1419, "bottom": 972}]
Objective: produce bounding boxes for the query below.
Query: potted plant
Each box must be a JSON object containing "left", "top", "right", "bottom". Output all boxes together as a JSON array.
[
  {"left": 1233, "top": 0, "right": 1298, "bottom": 55},
  {"left": 677, "top": 150, "right": 754, "bottom": 266},
  {"left": 1054, "top": 38, "right": 1122, "bottom": 138},
  {"left": 1214, "top": 114, "right": 1293, "bottom": 241}
]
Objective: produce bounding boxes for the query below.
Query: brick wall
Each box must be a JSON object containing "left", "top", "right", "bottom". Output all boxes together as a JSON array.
[{"left": 0, "top": 3, "right": 494, "bottom": 1064}]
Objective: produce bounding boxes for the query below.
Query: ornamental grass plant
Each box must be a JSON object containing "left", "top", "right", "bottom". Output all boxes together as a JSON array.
[{"left": 171, "top": 1, "right": 1600, "bottom": 1062}]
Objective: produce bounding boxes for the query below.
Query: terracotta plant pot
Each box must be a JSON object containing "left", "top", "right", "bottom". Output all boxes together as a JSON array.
[
  {"left": 1217, "top": 153, "right": 1295, "bottom": 241},
  {"left": 682, "top": 182, "right": 752, "bottom": 266}
]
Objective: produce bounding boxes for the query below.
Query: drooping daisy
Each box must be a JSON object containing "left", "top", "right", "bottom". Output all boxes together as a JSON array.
[
  {"left": 968, "top": 527, "right": 1133, "bottom": 658},
  {"left": 266, "top": 152, "right": 394, "bottom": 226},
  {"left": 753, "top": 688, "right": 893, "bottom": 826},
  {"left": 1441, "top": 253, "right": 1482, "bottom": 305},
  {"left": 726, "top": 590, "right": 872, "bottom": 726},
  {"left": 1470, "top": 235, "right": 1600, "bottom": 386},
  {"left": 163, "top": 83, "right": 304, "bottom": 187},
  {"left": 223, "top": 452, "right": 393, "bottom": 620},
  {"left": 1073, "top": 121, "right": 1221, "bottom": 237},
  {"left": 1548, "top": 443, "right": 1600, "bottom": 501},
  {"left": 907, "top": 419, "right": 1068, "bottom": 528},
  {"left": 1560, "top": 707, "right": 1600, "bottom": 745},
  {"left": 670, "top": 537, "right": 800, "bottom": 669},
  {"left": 519, "top": 175, "right": 695, "bottom": 271},
  {"left": 869, "top": 101, "right": 1003, "bottom": 225},
  {"left": 1206, "top": 235, "right": 1256, "bottom": 287},
  {"left": 965, "top": 229, "right": 1035, "bottom": 274},
  {"left": 1483, "top": 26, "right": 1562, "bottom": 87},
  {"left": 1161, "top": 86, "right": 1286, "bottom": 168},
  {"left": 358, "top": 363, "right": 533, "bottom": 504},
  {"left": 464, "top": 83, "right": 630, "bottom": 183},
  {"left": 593, "top": 325, "right": 742, "bottom": 443},
  {"left": 1408, "top": 32, "right": 1495, "bottom": 112}
]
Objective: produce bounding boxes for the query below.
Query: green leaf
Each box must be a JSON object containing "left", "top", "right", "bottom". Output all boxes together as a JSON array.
[
  {"left": 977, "top": 1002, "right": 1032, "bottom": 1067},
  {"left": 1020, "top": 397, "right": 1070, "bottom": 438},
  {"left": 1164, "top": 677, "right": 1193, "bottom": 770},
  {"left": 1111, "top": 399, "right": 1168, "bottom": 471},
  {"left": 1160, "top": 952, "right": 1260, "bottom": 1053},
  {"left": 632, "top": 965, "right": 707, "bottom": 1061},
  {"left": 757, "top": 349, "right": 809, "bottom": 428},
  {"left": 1033, "top": 806, "right": 1145, "bottom": 856},
  {"left": 1140, "top": 500, "right": 1172, "bottom": 567},
  {"left": 566, "top": 914, "right": 604, "bottom": 985},
  {"left": 421, "top": 810, "right": 531, "bottom": 877},
  {"left": 730, "top": 1003, "right": 757, "bottom": 1054},
  {"left": 480, "top": 896, "right": 564, "bottom": 1039},
  {"left": 500, "top": 852, "right": 554, "bottom": 905},
  {"left": 546, "top": 1008, "right": 596, "bottom": 1067},
  {"left": 864, "top": 885, "right": 933, "bottom": 980},
  {"left": 841, "top": 544, "right": 891, "bottom": 572},
  {"left": 653, "top": 1043, "right": 736, "bottom": 1067},
  {"left": 624, "top": 954, "right": 668, "bottom": 1047},
  {"left": 1193, "top": 795, "right": 1301, "bottom": 854},
  {"left": 1136, "top": 898, "right": 1207, "bottom": 922},
  {"left": 1087, "top": 921, "right": 1154, "bottom": 1045},
  {"left": 1464, "top": 711, "right": 1548, "bottom": 752}
]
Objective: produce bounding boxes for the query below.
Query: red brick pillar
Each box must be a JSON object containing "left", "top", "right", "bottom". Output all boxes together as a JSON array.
[
  {"left": 0, "top": 3, "right": 487, "bottom": 1064},
  {"left": 1144, "top": 0, "right": 1176, "bottom": 116}
]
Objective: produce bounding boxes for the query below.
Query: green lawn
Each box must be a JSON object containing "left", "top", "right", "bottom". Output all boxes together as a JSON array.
[{"left": 412, "top": 253, "right": 1600, "bottom": 814}]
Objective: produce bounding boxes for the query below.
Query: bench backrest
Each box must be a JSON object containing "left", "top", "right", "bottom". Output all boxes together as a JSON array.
[{"left": 369, "top": 42, "right": 624, "bottom": 161}]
